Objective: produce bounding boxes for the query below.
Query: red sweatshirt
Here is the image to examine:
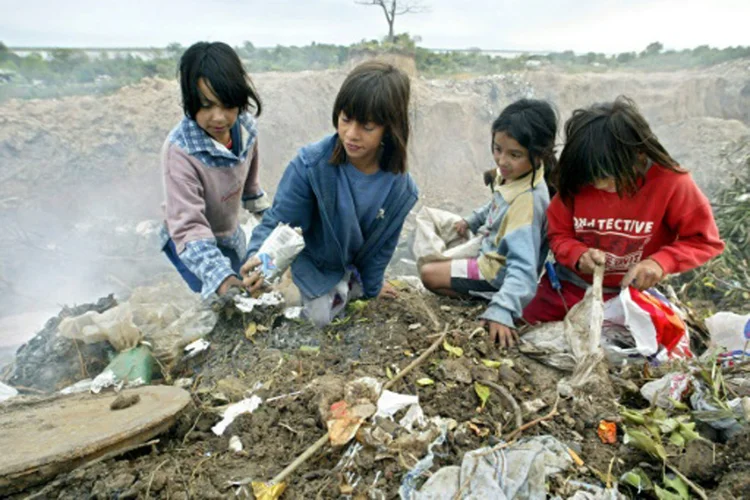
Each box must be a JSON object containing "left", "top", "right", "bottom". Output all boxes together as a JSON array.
[{"left": 548, "top": 164, "right": 725, "bottom": 288}]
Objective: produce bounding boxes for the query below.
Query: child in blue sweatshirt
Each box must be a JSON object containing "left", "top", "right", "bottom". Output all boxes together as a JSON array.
[
  {"left": 420, "top": 99, "right": 557, "bottom": 347},
  {"left": 242, "top": 62, "right": 418, "bottom": 326}
]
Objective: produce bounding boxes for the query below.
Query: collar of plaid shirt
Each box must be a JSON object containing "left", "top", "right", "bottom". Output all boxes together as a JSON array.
[{"left": 170, "top": 112, "right": 258, "bottom": 168}]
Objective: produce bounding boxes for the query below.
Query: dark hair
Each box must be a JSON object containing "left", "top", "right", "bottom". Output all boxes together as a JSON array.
[
  {"left": 554, "top": 95, "right": 683, "bottom": 203},
  {"left": 179, "top": 41, "right": 261, "bottom": 120},
  {"left": 486, "top": 99, "right": 558, "bottom": 195},
  {"left": 331, "top": 61, "right": 410, "bottom": 174}
]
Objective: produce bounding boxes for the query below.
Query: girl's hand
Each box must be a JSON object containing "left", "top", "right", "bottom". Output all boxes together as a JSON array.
[
  {"left": 378, "top": 281, "right": 399, "bottom": 299},
  {"left": 576, "top": 248, "right": 606, "bottom": 274},
  {"left": 481, "top": 320, "right": 519, "bottom": 349},
  {"left": 621, "top": 259, "right": 663, "bottom": 290},
  {"left": 217, "top": 276, "right": 245, "bottom": 296},
  {"left": 454, "top": 219, "right": 469, "bottom": 237},
  {"left": 240, "top": 256, "right": 266, "bottom": 293}
]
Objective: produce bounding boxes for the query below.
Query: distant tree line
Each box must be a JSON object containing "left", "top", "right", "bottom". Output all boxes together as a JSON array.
[{"left": 1, "top": 38, "right": 749, "bottom": 101}]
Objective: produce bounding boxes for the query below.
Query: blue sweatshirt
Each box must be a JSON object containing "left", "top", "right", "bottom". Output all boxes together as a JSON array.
[
  {"left": 465, "top": 168, "right": 550, "bottom": 327},
  {"left": 248, "top": 134, "right": 419, "bottom": 299}
]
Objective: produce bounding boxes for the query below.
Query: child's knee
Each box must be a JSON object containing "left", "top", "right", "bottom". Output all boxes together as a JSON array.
[{"left": 419, "top": 263, "right": 437, "bottom": 289}]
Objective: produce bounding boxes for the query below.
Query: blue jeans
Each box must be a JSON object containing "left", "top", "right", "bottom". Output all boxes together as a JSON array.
[{"left": 162, "top": 239, "right": 241, "bottom": 293}]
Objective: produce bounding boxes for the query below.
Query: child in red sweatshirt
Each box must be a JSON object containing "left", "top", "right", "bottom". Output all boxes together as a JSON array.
[{"left": 523, "top": 96, "right": 725, "bottom": 323}]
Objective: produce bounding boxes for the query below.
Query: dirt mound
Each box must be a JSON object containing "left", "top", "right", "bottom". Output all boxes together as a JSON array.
[{"left": 3, "top": 285, "right": 748, "bottom": 499}]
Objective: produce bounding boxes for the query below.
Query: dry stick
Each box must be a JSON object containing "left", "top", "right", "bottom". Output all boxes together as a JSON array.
[
  {"left": 666, "top": 463, "right": 708, "bottom": 500},
  {"left": 414, "top": 292, "right": 442, "bottom": 330},
  {"left": 145, "top": 459, "right": 170, "bottom": 499},
  {"left": 385, "top": 325, "right": 449, "bottom": 391},
  {"left": 73, "top": 338, "right": 88, "bottom": 378},
  {"left": 267, "top": 326, "right": 450, "bottom": 487},
  {"left": 479, "top": 379, "right": 523, "bottom": 431},
  {"left": 504, "top": 395, "right": 559, "bottom": 443}
]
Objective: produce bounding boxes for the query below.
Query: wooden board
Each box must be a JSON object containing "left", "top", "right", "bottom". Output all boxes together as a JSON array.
[{"left": 0, "top": 385, "right": 191, "bottom": 495}]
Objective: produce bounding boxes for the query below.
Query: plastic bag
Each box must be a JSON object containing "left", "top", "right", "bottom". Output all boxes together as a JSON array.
[
  {"left": 0, "top": 381, "right": 18, "bottom": 403},
  {"left": 58, "top": 302, "right": 142, "bottom": 351},
  {"left": 90, "top": 345, "right": 154, "bottom": 393},
  {"left": 604, "top": 287, "right": 692, "bottom": 364},
  {"left": 412, "top": 206, "right": 482, "bottom": 270},
  {"left": 256, "top": 223, "right": 305, "bottom": 283},
  {"left": 521, "top": 284, "right": 692, "bottom": 371},
  {"left": 705, "top": 312, "right": 750, "bottom": 361}
]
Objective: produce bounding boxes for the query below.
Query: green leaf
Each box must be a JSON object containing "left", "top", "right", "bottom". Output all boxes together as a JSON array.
[
  {"left": 663, "top": 475, "right": 690, "bottom": 500},
  {"left": 620, "top": 408, "right": 646, "bottom": 425},
  {"left": 386, "top": 366, "right": 393, "bottom": 380},
  {"left": 474, "top": 382, "right": 491, "bottom": 409},
  {"left": 668, "top": 397, "right": 689, "bottom": 411},
  {"left": 624, "top": 427, "right": 667, "bottom": 461},
  {"left": 416, "top": 378, "right": 434, "bottom": 386},
  {"left": 443, "top": 340, "right": 464, "bottom": 358},
  {"left": 678, "top": 422, "right": 701, "bottom": 442},
  {"left": 348, "top": 300, "right": 368, "bottom": 313},
  {"left": 668, "top": 431, "right": 686, "bottom": 448},
  {"left": 481, "top": 358, "right": 513, "bottom": 369},
  {"left": 299, "top": 345, "right": 320, "bottom": 354},
  {"left": 620, "top": 467, "right": 653, "bottom": 492},
  {"left": 659, "top": 418, "right": 680, "bottom": 434},
  {"left": 655, "top": 485, "right": 683, "bottom": 500}
]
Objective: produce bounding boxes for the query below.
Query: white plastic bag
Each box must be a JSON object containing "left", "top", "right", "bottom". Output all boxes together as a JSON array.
[
  {"left": 705, "top": 312, "right": 750, "bottom": 359},
  {"left": 58, "top": 302, "right": 142, "bottom": 351},
  {"left": 412, "top": 207, "right": 482, "bottom": 270},
  {"left": 521, "top": 283, "right": 692, "bottom": 370}
]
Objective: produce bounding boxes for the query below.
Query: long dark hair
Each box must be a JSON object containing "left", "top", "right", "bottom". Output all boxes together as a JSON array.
[
  {"left": 553, "top": 95, "right": 684, "bottom": 203},
  {"left": 179, "top": 41, "right": 262, "bottom": 119},
  {"left": 330, "top": 61, "right": 411, "bottom": 174},
  {"left": 484, "top": 99, "right": 558, "bottom": 196}
]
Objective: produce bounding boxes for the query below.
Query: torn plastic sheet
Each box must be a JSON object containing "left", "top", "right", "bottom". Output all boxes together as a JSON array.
[
  {"left": 283, "top": 306, "right": 303, "bottom": 320},
  {"left": 399, "top": 420, "right": 450, "bottom": 499},
  {"left": 212, "top": 395, "right": 263, "bottom": 435},
  {"left": 0, "top": 381, "right": 18, "bottom": 403},
  {"left": 408, "top": 435, "right": 573, "bottom": 500},
  {"left": 229, "top": 435, "right": 243, "bottom": 453},
  {"left": 234, "top": 292, "right": 284, "bottom": 313},
  {"left": 375, "top": 390, "right": 426, "bottom": 432},
  {"left": 184, "top": 338, "right": 210, "bottom": 359},
  {"left": 59, "top": 379, "right": 94, "bottom": 395},
  {"left": 640, "top": 373, "right": 693, "bottom": 409}
]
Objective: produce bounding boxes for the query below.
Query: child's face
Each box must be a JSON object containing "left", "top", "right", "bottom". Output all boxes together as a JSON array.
[
  {"left": 337, "top": 111, "right": 385, "bottom": 170},
  {"left": 492, "top": 132, "right": 533, "bottom": 182},
  {"left": 195, "top": 78, "right": 239, "bottom": 144}
]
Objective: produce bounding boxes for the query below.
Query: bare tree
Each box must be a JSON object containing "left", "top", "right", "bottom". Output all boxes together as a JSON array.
[{"left": 355, "top": 0, "right": 429, "bottom": 42}]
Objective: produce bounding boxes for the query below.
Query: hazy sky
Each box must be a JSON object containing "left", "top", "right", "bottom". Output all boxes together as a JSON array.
[{"left": 1, "top": 0, "right": 748, "bottom": 54}]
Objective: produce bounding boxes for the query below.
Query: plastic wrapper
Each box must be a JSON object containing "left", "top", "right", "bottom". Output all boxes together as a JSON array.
[
  {"left": 705, "top": 312, "right": 750, "bottom": 363},
  {"left": 256, "top": 223, "right": 305, "bottom": 283},
  {"left": 412, "top": 206, "right": 482, "bottom": 270}
]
